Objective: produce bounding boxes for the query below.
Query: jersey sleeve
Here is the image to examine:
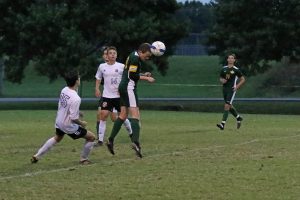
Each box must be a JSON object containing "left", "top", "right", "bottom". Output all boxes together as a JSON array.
[
  {"left": 95, "top": 64, "right": 103, "bottom": 80},
  {"left": 69, "top": 98, "right": 81, "bottom": 120}
]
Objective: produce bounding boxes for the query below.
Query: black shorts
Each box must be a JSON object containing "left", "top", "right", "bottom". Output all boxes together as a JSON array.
[
  {"left": 98, "top": 97, "right": 121, "bottom": 112},
  {"left": 223, "top": 87, "right": 236, "bottom": 105},
  {"left": 56, "top": 127, "right": 87, "bottom": 140}
]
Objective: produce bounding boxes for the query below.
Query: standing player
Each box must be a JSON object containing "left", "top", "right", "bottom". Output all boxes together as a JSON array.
[
  {"left": 106, "top": 43, "right": 155, "bottom": 158},
  {"left": 31, "top": 70, "right": 95, "bottom": 164},
  {"left": 217, "top": 54, "right": 246, "bottom": 130},
  {"left": 94, "top": 46, "right": 132, "bottom": 146}
]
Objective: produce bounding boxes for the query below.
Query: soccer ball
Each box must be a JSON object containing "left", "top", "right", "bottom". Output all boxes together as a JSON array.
[{"left": 150, "top": 41, "right": 166, "bottom": 56}]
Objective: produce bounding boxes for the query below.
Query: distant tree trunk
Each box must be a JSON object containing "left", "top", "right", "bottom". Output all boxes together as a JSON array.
[{"left": 0, "top": 58, "right": 4, "bottom": 96}]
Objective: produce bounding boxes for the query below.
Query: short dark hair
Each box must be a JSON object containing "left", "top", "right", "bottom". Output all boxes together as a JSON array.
[
  {"left": 64, "top": 70, "right": 79, "bottom": 87},
  {"left": 228, "top": 53, "right": 236, "bottom": 59},
  {"left": 138, "top": 43, "right": 151, "bottom": 53}
]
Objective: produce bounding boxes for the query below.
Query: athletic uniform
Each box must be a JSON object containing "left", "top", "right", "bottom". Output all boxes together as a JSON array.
[
  {"left": 220, "top": 66, "right": 243, "bottom": 105},
  {"left": 95, "top": 62, "right": 124, "bottom": 111},
  {"left": 118, "top": 51, "right": 143, "bottom": 107},
  {"left": 55, "top": 87, "right": 87, "bottom": 139}
]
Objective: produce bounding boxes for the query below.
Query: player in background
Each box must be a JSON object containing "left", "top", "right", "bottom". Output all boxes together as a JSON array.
[
  {"left": 31, "top": 70, "right": 95, "bottom": 164},
  {"left": 95, "top": 47, "right": 130, "bottom": 144},
  {"left": 94, "top": 46, "right": 132, "bottom": 146},
  {"left": 217, "top": 54, "right": 246, "bottom": 130},
  {"left": 106, "top": 43, "right": 155, "bottom": 158}
]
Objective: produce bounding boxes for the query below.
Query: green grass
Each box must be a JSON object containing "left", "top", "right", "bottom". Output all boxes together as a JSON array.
[
  {"left": 1, "top": 110, "right": 300, "bottom": 200},
  {"left": 2, "top": 56, "right": 223, "bottom": 98}
]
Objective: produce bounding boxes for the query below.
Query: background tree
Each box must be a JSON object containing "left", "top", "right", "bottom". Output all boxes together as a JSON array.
[
  {"left": 207, "top": 0, "right": 300, "bottom": 76},
  {"left": 1, "top": 0, "right": 187, "bottom": 85}
]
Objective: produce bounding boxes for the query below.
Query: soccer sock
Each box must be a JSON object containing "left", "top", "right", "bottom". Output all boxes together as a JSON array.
[
  {"left": 96, "top": 121, "right": 100, "bottom": 137},
  {"left": 123, "top": 118, "right": 132, "bottom": 135},
  {"left": 229, "top": 107, "right": 238, "bottom": 118},
  {"left": 81, "top": 141, "right": 94, "bottom": 160},
  {"left": 221, "top": 110, "right": 229, "bottom": 126},
  {"left": 108, "top": 117, "right": 124, "bottom": 141},
  {"left": 34, "top": 137, "right": 57, "bottom": 159},
  {"left": 98, "top": 120, "right": 106, "bottom": 142},
  {"left": 130, "top": 118, "right": 140, "bottom": 143}
]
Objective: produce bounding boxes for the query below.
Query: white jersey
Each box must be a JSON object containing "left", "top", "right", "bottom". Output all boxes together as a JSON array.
[
  {"left": 95, "top": 62, "right": 124, "bottom": 98},
  {"left": 55, "top": 87, "right": 81, "bottom": 133}
]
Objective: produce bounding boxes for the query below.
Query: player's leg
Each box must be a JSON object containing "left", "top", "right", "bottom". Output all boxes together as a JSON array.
[
  {"left": 114, "top": 98, "right": 132, "bottom": 136},
  {"left": 31, "top": 129, "right": 64, "bottom": 163},
  {"left": 217, "top": 89, "right": 233, "bottom": 130},
  {"left": 229, "top": 105, "right": 243, "bottom": 129},
  {"left": 106, "top": 96, "right": 129, "bottom": 155},
  {"left": 95, "top": 97, "right": 113, "bottom": 146},
  {"left": 95, "top": 109, "right": 110, "bottom": 146},
  {"left": 129, "top": 107, "right": 142, "bottom": 158},
  {"left": 110, "top": 108, "right": 118, "bottom": 122},
  {"left": 80, "top": 130, "right": 96, "bottom": 164},
  {"left": 126, "top": 89, "right": 142, "bottom": 158},
  {"left": 96, "top": 99, "right": 102, "bottom": 137}
]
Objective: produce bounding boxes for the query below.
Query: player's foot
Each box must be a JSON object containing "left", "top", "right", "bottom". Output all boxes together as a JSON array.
[
  {"left": 79, "top": 159, "right": 92, "bottom": 165},
  {"left": 216, "top": 123, "right": 224, "bottom": 130},
  {"left": 237, "top": 116, "right": 243, "bottom": 129},
  {"left": 106, "top": 139, "right": 115, "bottom": 155},
  {"left": 93, "top": 140, "right": 103, "bottom": 147},
  {"left": 131, "top": 142, "right": 142, "bottom": 158},
  {"left": 31, "top": 156, "right": 38, "bottom": 164}
]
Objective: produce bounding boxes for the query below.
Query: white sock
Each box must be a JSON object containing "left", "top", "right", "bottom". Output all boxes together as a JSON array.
[
  {"left": 34, "top": 137, "right": 57, "bottom": 159},
  {"left": 98, "top": 120, "right": 106, "bottom": 142},
  {"left": 123, "top": 119, "right": 132, "bottom": 135},
  {"left": 81, "top": 141, "right": 94, "bottom": 160}
]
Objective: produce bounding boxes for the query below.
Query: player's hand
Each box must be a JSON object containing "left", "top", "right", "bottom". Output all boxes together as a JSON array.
[
  {"left": 220, "top": 78, "right": 227, "bottom": 84},
  {"left": 95, "top": 88, "right": 101, "bottom": 97},
  {"left": 80, "top": 120, "right": 88, "bottom": 128},
  {"left": 147, "top": 77, "right": 155, "bottom": 83}
]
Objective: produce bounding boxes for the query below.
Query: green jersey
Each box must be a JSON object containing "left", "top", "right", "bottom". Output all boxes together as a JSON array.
[
  {"left": 220, "top": 66, "right": 243, "bottom": 89},
  {"left": 119, "top": 51, "right": 143, "bottom": 92}
]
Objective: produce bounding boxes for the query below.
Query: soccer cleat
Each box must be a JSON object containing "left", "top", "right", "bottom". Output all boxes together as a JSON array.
[
  {"left": 216, "top": 123, "right": 224, "bottom": 130},
  {"left": 93, "top": 140, "right": 103, "bottom": 147},
  {"left": 106, "top": 139, "right": 115, "bottom": 155},
  {"left": 79, "top": 159, "right": 92, "bottom": 165},
  {"left": 237, "top": 116, "right": 243, "bottom": 129},
  {"left": 131, "top": 143, "right": 142, "bottom": 158},
  {"left": 31, "top": 156, "right": 39, "bottom": 164}
]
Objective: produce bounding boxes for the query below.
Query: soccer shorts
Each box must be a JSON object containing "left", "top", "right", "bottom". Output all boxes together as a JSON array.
[
  {"left": 98, "top": 97, "right": 121, "bottom": 112},
  {"left": 56, "top": 127, "right": 87, "bottom": 140}
]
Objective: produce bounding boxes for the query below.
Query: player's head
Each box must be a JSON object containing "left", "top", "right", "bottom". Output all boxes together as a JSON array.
[
  {"left": 227, "top": 53, "right": 236, "bottom": 65},
  {"left": 102, "top": 46, "right": 108, "bottom": 62},
  {"left": 64, "top": 70, "right": 80, "bottom": 87},
  {"left": 138, "top": 43, "right": 152, "bottom": 61},
  {"left": 106, "top": 46, "right": 117, "bottom": 62}
]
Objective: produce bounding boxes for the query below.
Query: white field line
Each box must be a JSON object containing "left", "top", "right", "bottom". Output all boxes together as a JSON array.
[{"left": 1, "top": 134, "right": 299, "bottom": 181}]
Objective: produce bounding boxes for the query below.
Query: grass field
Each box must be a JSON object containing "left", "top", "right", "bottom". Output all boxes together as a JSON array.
[
  {"left": 3, "top": 56, "right": 221, "bottom": 98},
  {"left": 0, "top": 110, "right": 300, "bottom": 200}
]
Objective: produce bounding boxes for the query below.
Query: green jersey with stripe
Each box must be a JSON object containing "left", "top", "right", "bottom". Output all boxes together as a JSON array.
[
  {"left": 119, "top": 51, "right": 142, "bottom": 92},
  {"left": 220, "top": 66, "right": 243, "bottom": 89}
]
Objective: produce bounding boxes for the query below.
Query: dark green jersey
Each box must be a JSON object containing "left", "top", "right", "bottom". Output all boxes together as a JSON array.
[
  {"left": 220, "top": 66, "right": 243, "bottom": 88},
  {"left": 119, "top": 51, "right": 142, "bottom": 92}
]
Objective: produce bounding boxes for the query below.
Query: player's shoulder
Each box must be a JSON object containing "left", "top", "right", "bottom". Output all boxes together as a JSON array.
[
  {"left": 222, "top": 65, "right": 228, "bottom": 70},
  {"left": 128, "top": 51, "right": 139, "bottom": 63},
  {"left": 115, "top": 61, "right": 125, "bottom": 67}
]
